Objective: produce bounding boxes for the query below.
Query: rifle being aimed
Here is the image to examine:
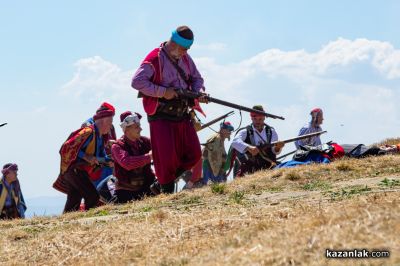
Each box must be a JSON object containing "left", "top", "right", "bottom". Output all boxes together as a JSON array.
[
  {"left": 175, "top": 89, "right": 285, "bottom": 120},
  {"left": 238, "top": 131, "right": 327, "bottom": 164},
  {"left": 0, "top": 123, "right": 7, "bottom": 128}
]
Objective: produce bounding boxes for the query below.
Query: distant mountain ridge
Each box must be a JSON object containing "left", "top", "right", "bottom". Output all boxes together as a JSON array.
[{"left": 24, "top": 196, "right": 65, "bottom": 217}]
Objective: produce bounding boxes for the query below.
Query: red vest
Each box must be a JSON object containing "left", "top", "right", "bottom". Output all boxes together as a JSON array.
[
  {"left": 140, "top": 45, "right": 192, "bottom": 115},
  {"left": 113, "top": 136, "right": 155, "bottom": 191}
]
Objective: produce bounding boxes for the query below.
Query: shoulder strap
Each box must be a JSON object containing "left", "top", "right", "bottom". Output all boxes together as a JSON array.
[
  {"left": 233, "top": 125, "right": 256, "bottom": 145},
  {"left": 161, "top": 48, "right": 192, "bottom": 88},
  {"left": 245, "top": 125, "right": 255, "bottom": 145},
  {"left": 264, "top": 124, "right": 272, "bottom": 143}
]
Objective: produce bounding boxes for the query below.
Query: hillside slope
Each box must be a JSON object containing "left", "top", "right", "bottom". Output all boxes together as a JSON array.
[{"left": 1, "top": 155, "right": 399, "bottom": 265}]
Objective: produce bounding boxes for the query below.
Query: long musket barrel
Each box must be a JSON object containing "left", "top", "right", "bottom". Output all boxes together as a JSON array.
[
  {"left": 175, "top": 89, "right": 285, "bottom": 120},
  {"left": 207, "top": 96, "right": 285, "bottom": 120},
  {"left": 276, "top": 150, "right": 297, "bottom": 160},
  {"left": 200, "top": 111, "right": 234, "bottom": 130},
  {"left": 270, "top": 130, "right": 327, "bottom": 146},
  {"left": 0, "top": 123, "right": 7, "bottom": 127}
]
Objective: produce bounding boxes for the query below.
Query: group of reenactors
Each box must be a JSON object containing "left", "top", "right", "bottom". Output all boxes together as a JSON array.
[{"left": 1, "top": 25, "right": 326, "bottom": 218}]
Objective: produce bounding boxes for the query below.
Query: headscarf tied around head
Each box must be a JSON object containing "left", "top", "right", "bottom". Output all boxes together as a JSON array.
[
  {"left": 171, "top": 29, "right": 194, "bottom": 49},
  {"left": 120, "top": 111, "right": 142, "bottom": 131},
  {"left": 2, "top": 163, "right": 18, "bottom": 176}
]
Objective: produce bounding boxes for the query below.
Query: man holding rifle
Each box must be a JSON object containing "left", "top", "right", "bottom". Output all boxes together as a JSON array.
[
  {"left": 132, "top": 26, "right": 285, "bottom": 193},
  {"left": 231, "top": 105, "right": 285, "bottom": 177},
  {"left": 131, "top": 26, "right": 205, "bottom": 193}
]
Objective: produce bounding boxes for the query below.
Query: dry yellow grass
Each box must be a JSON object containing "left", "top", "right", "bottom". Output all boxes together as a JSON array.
[{"left": 1, "top": 155, "right": 400, "bottom": 265}]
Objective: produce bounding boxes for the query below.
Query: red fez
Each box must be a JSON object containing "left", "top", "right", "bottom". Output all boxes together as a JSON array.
[{"left": 93, "top": 102, "right": 115, "bottom": 120}]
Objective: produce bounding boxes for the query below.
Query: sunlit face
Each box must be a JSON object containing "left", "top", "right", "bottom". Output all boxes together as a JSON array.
[
  {"left": 315, "top": 111, "right": 324, "bottom": 126},
  {"left": 251, "top": 115, "right": 266, "bottom": 130},
  {"left": 220, "top": 128, "right": 232, "bottom": 140},
  {"left": 124, "top": 123, "right": 142, "bottom": 140},
  {"left": 169, "top": 41, "right": 189, "bottom": 60},
  {"left": 6, "top": 170, "right": 17, "bottom": 183},
  {"left": 96, "top": 116, "right": 114, "bottom": 135}
]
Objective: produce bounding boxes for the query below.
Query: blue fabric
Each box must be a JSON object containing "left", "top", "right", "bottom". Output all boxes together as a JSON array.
[
  {"left": 92, "top": 166, "right": 113, "bottom": 187},
  {"left": 171, "top": 30, "right": 193, "bottom": 49},
  {"left": 202, "top": 161, "right": 225, "bottom": 183},
  {"left": 275, "top": 153, "right": 330, "bottom": 169},
  {"left": 0, "top": 177, "right": 27, "bottom": 218},
  {"left": 2, "top": 178, "right": 13, "bottom": 207},
  {"left": 76, "top": 123, "right": 112, "bottom": 187},
  {"left": 96, "top": 175, "right": 115, "bottom": 202},
  {"left": 77, "top": 124, "right": 107, "bottom": 161}
]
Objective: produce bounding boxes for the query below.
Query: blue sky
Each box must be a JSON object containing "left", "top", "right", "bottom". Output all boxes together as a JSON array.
[{"left": 1, "top": 1, "right": 400, "bottom": 206}]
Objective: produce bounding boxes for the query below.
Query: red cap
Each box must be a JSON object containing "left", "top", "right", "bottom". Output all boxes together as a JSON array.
[
  {"left": 93, "top": 102, "right": 115, "bottom": 120},
  {"left": 310, "top": 108, "right": 322, "bottom": 114}
]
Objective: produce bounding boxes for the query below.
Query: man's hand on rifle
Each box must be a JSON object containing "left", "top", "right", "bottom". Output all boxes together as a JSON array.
[
  {"left": 273, "top": 141, "right": 285, "bottom": 154},
  {"left": 198, "top": 93, "right": 209, "bottom": 104},
  {"left": 106, "top": 139, "right": 117, "bottom": 149},
  {"left": 247, "top": 145, "right": 260, "bottom": 156},
  {"left": 164, "top": 87, "right": 178, "bottom": 100}
]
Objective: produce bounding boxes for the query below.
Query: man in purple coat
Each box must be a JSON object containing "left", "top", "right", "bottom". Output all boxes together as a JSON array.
[{"left": 131, "top": 25, "right": 206, "bottom": 193}]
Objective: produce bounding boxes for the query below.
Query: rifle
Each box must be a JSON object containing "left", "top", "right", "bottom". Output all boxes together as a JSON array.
[
  {"left": 270, "top": 130, "right": 327, "bottom": 147},
  {"left": 200, "top": 111, "right": 234, "bottom": 130},
  {"left": 236, "top": 131, "right": 327, "bottom": 164},
  {"left": 174, "top": 89, "right": 285, "bottom": 120},
  {"left": 0, "top": 123, "right": 7, "bottom": 127},
  {"left": 276, "top": 150, "right": 297, "bottom": 161}
]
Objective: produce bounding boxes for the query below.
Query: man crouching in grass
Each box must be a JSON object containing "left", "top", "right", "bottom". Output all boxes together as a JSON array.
[{"left": 111, "top": 111, "right": 156, "bottom": 203}]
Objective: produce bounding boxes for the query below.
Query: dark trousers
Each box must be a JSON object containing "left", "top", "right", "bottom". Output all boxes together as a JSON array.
[
  {"left": 63, "top": 168, "right": 99, "bottom": 213},
  {"left": 0, "top": 206, "right": 19, "bottom": 220},
  {"left": 115, "top": 188, "right": 152, "bottom": 203},
  {"left": 234, "top": 158, "right": 272, "bottom": 178}
]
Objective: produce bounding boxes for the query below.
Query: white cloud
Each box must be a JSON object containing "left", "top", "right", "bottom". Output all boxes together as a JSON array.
[
  {"left": 61, "top": 56, "right": 134, "bottom": 101},
  {"left": 238, "top": 38, "right": 400, "bottom": 80}
]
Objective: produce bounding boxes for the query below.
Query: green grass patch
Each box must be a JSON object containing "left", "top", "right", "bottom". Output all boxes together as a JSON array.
[
  {"left": 327, "top": 185, "right": 371, "bottom": 200},
  {"left": 140, "top": 206, "right": 154, "bottom": 212},
  {"left": 87, "top": 209, "right": 110, "bottom": 217},
  {"left": 379, "top": 178, "right": 400, "bottom": 188},
  {"left": 181, "top": 196, "right": 202, "bottom": 205},
  {"left": 211, "top": 183, "right": 226, "bottom": 194},
  {"left": 22, "top": 226, "right": 46, "bottom": 235},
  {"left": 302, "top": 180, "right": 332, "bottom": 191},
  {"left": 230, "top": 191, "right": 245, "bottom": 204}
]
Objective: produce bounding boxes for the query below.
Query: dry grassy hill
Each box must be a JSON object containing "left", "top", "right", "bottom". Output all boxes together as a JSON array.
[{"left": 1, "top": 153, "right": 399, "bottom": 265}]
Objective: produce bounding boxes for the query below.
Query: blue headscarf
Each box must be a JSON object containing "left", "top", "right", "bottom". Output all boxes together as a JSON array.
[{"left": 171, "top": 30, "right": 194, "bottom": 49}]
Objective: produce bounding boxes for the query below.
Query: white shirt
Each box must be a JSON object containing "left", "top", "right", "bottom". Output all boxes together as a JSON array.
[{"left": 231, "top": 124, "right": 279, "bottom": 154}]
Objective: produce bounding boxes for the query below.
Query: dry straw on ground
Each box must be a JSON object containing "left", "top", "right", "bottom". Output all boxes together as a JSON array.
[{"left": 1, "top": 155, "right": 399, "bottom": 265}]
